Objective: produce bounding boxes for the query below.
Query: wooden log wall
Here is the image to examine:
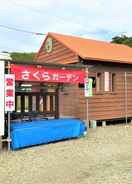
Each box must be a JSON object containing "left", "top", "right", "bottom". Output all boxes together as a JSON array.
[
  {"left": 37, "top": 38, "right": 78, "bottom": 64},
  {"left": 36, "top": 35, "right": 132, "bottom": 121},
  {"left": 59, "top": 71, "right": 132, "bottom": 121}
]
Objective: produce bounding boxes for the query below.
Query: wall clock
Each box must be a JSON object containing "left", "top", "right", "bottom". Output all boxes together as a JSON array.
[{"left": 45, "top": 37, "right": 53, "bottom": 53}]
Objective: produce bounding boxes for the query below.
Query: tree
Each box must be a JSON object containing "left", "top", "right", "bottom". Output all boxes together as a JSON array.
[
  {"left": 111, "top": 34, "right": 132, "bottom": 47},
  {"left": 11, "top": 52, "right": 36, "bottom": 62}
]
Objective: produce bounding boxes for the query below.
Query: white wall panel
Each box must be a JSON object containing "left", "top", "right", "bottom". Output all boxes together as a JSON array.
[{"left": 0, "top": 61, "right": 5, "bottom": 135}]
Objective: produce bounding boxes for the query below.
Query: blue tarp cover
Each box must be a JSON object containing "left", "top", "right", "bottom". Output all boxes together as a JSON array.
[{"left": 11, "top": 118, "right": 87, "bottom": 150}]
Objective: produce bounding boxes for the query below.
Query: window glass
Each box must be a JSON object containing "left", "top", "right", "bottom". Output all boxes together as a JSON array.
[
  {"left": 16, "top": 96, "right": 21, "bottom": 112},
  {"left": 32, "top": 96, "right": 36, "bottom": 111},
  {"left": 53, "top": 96, "right": 56, "bottom": 112},
  {"left": 24, "top": 96, "right": 29, "bottom": 112},
  {"left": 96, "top": 73, "right": 102, "bottom": 92},
  {"left": 111, "top": 73, "right": 116, "bottom": 92},
  {"left": 104, "top": 72, "right": 110, "bottom": 92},
  {"left": 78, "top": 77, "right": 96, "bottom": 89},
  {"left": 46, "top": 96, "right": 50, "bottom": 111},
  {"left": 39, "top": 96, "right": 43, "bottom": 112}
]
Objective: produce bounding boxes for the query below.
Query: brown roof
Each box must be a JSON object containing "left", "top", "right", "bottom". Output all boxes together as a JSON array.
[
  {"left": 38, "top": 32, "right": 132, "bottom": 64},
  {"left": 36, "top": 32, "right": 132, "bottom": 64}
]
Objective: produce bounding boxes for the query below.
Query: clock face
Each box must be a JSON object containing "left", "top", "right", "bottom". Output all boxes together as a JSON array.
[{"left": 45, "top": 37, "right": 53, "bottom": 53}]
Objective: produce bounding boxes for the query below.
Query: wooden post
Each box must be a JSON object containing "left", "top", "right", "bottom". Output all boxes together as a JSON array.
[
  {"left": 0, "top": 136, "right": 2, "bottom": 151},
  {"left": 102, "top": 121, "right": 106, "bottom": 127},
  {"left": 125, "top": 72, "right": 128, "bottom": 124},
  {"left": 55, "top": 87, "right": 59, "bottom": 119},
  {"left": 90, "top": 120, "right": 97, "bottom": 129}
]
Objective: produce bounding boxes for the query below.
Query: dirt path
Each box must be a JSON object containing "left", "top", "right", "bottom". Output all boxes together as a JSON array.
[{"left": 0, "top": 124, "right": 132, "bottom": 184}]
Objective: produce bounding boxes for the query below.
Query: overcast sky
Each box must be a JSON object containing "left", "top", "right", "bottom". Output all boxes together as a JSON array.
[{"left": 0, "top": 0, "right": 132, "bottom": 52}]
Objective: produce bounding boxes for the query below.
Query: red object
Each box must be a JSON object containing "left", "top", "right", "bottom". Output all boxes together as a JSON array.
[
  {"left": 6, "top": 89, "right": 13, "bottom": 97},
  {"left": 5, "top": 78, "right": 14, "bottom": 86},
  {"left": 5, "top": 74, "right": 15, "bottom": 112},
  {"left": 11, "top": 64, "right": 85, "bottom": 83},
  {"left": 6, "top": 101, "right": 14, "bottom": 109}
]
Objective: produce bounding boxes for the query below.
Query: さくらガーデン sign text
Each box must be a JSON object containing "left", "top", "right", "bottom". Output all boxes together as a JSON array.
[{"left": 11, "top": 64, "right": 85, "bottom": 83}]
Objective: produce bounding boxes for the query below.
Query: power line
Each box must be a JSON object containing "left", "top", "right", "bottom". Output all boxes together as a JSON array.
[
  {"left": 2, "top": 2, "right": 113, "bottom": 38},
  {"left": 0, "top": 24, "right": 46, "bottom": 35}
]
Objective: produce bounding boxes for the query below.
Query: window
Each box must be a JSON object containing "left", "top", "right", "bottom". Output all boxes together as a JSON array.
[
  {"left": 104, "top": 72, "right": 110, "bottom": 92},
  {"left": 91, "top": 77, "right": 96, "bottom": 88},
  {"left": 39, "top": 96, "right": 44, "bottom": 112},
  {"left": 78, "top": 83, "right": 84, "bottom": 88},
  {"left": 32, "top": 96, "right": 36, "bottom": 111},
  {"left": 96, "top": 73, "right": 102, "bottom": 92},
  {"left": 111, "top": 73, "right": 116, "bottom": 92},
  {"left": 78, "top": 77, "right": 96, "bottom": 88},
  {"left": 24, "top": 96, "right": 29, "bottom": 112},
  {"left": 104, "top": 72, "right": 116, "bottom": 92},
  {"left": 16, "top": 96, "right": 21, "bottom": 112}
]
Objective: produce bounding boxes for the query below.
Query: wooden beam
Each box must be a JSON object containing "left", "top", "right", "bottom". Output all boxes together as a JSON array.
[{"left": 4, "top": 60, "right": 86, "bottom": 70}]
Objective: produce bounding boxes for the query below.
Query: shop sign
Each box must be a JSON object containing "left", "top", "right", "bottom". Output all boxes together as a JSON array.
[
  {"left": 5, "top": 74, "right": 15, "bottom": 112},
  {"left": 11, "top": 64, "right": 85, "bottom": 84}
]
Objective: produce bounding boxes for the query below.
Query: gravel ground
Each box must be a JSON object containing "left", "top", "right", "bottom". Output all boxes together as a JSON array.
[{"left": 0, "top": 124, "right": 132, "bottom": 184}]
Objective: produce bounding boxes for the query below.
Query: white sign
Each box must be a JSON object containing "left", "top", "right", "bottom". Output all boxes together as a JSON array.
[
  {"left": 84, "top": 78, "right": 93, "bottom": 97},
  {"left": 0, "top": 61, "right": 5, "bottom": 135},
  {"left": 5, "top": 74, "right": 15, "bottom": 112},
  {"left": 84, "top": 78, "right": 89, "bottom": 97}
]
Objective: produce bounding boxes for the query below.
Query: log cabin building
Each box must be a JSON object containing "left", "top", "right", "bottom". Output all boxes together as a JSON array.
[{"left": 36, "top": 32, "right": 132, "bottom": 123}]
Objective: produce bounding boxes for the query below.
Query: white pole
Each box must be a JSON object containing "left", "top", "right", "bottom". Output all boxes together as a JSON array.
[
  {"left": 7, "top": 62, "right": 11, "bottom": 151},
  {"left": 0, "top": 60, "right": 5, "bottom": 151},
  {"left": 85, "top": 68, "right": 89, "bottom": 128},
  {"left": 86, "top": 98, "right": 89, "bottom": 128}
]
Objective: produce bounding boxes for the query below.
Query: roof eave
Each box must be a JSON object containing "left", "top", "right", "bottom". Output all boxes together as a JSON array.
[{"left": 81, "top": 55, "right": 132, "bottom": 65}]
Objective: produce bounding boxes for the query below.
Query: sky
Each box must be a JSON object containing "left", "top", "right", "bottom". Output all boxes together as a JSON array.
[{"left": 0, "top": 0, "right": 132, "bottom": 52}]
